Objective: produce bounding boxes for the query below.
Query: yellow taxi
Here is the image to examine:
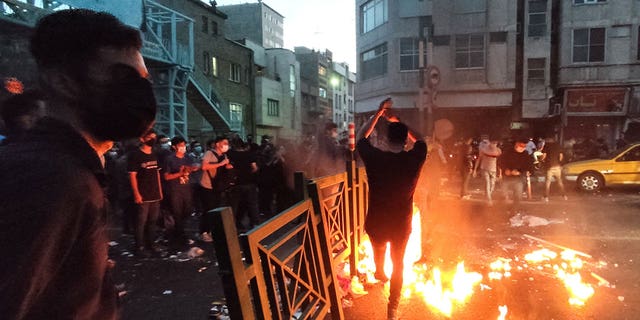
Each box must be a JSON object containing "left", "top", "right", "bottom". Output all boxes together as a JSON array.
[{"left": 562, "top": 143, "right": 640, "bottom": 192}]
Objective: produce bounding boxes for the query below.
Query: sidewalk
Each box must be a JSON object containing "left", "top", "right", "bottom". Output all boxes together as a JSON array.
[{"left": 109, "top": 219, "right": 226, "bottom": 320}]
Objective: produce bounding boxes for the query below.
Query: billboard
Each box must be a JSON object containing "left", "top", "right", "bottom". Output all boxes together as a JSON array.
[{"left": 61, "top": 0, "right": 144, "bottom": 28}]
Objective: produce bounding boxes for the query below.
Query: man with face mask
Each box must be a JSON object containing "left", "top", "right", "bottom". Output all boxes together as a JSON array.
[
  {"left": 0, "top": 9, "right": 156, "bottom": 319},
  {"left": 128, "top": 130, "right": 163, "bottom": 255},
  {"left": 198, "top": 136, "right": 232, "bottom": 241},
  {"left": 163, "top": 136, "right": 198, "bottom": 249}
]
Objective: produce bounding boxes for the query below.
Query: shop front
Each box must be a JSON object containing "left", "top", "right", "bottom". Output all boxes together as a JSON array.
[{"left": 562, "top": 86, "right": 629, "bottom": 148}]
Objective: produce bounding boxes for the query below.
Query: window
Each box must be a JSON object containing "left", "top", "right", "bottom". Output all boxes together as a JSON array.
[
  {"left": 229, "top": 63, "right": 242, "bottom": 82},
  {"left": 361, "top": 43, "right": 388, "bottom": 80},
  {"left": 229, "top": 103, "right": 242, "bottom": 130},
  {"left": 455, "top": 34, "right": 484, "bottom": 68},
  {"left": 201, "top": 16, "right": 208, "bottom": 33},
  {"left": 211, "top": 21, "right": 218, "bottom": 35},
  {"left": 289, "top": 65, "right": 296, "bottom": 97},
  {"left": 203, "top": 52, "right": 210, "bottom": 74},
  {"left": 211, "top": 57, "right": 218, "bottom": 77},
  {"left": 267, "top": 99, "right": 279, "bottom": 117},
  {"left": 528, "top": 0, "right": 547, "bottom": 37},
  {"left": 400, "top": 38, "right": 427, "bottom": 71},
  {"left": 638, "top": 26, "right": 640, "bottom": 60},
  {"left": 361, "top": 0, "right": 387, "bottom": 33},
  {"left": 573, "top": 28, "right": 605, "bottom": 63},
  {"left": 319, "top": 87, "right": 327, "bottom": 99},
  {"left": 574, "top": 0, "right": 606, "bottom": 4},
  {"left": 318, "top": 66, "right": 326, "bottom": 76},
  {"left": 620, "top": 146, "right": 640, "bottom": 161},
  {"left": 527, "top": 58, "right": 545, "bottom": 87}
]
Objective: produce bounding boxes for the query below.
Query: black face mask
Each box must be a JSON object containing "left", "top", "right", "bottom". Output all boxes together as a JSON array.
[
  {"left": 143, "top": 138, "right": 156, "bottom": 147},
  {"left": 79, "top": 63, "right": 157, "bottom": 141}
]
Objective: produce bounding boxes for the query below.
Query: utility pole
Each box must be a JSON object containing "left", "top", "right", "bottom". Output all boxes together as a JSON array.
[{"left": 418, "top": 26, "right": 436, "bottom": 136}]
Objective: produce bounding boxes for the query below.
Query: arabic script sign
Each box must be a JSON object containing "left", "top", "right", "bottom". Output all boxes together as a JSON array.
[{"left": 565, "top": 87, "right": 628, "bottom": 114}]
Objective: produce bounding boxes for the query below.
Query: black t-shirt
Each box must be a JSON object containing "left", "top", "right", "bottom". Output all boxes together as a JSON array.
[
  {"left": 498, "top": 148, "right": 533, "bottom": 176},
  {"left": 164, "top": 153, "right": 194, "bottom": 193},
  {"left": 127, "top": 149, "right": 162, "bottom": 201},
  {"left": 543, "top": 142, "right": 563, "bottom": 168},
  {"left": 228, "top": 149, "right": 257, "bottom": 185},
  {"left": 357, "top": 138, "right": 427, "bottom": 240}
]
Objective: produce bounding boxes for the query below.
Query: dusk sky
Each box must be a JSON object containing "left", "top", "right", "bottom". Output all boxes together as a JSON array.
[{"left": 217, "top": 0, "right": 357, "bottom": 69}]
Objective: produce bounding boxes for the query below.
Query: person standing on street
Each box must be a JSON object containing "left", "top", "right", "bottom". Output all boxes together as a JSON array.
[
  {"left": 498, "top": 139, "right": 534, "bottom": 212},
  {"left": 541, "top": 136, "right": 568, "bottom": 202},
  {"left": 356, "top": 98, "right": 427, "bottom": 320},
  {"left": 163, "top": 136, "right": 198, "bottom": 249},
  {"left": 198, "top": 137, "right": 232, "bottom": 241},
  {"left": 0, "top": 9, "right": 156, "bottom": 319},
  {"left": 473, "top": 136, "right": 502, "bottom": 206},
  {"left": 128, "top": 130, "right": 163, "bottom": 255}
]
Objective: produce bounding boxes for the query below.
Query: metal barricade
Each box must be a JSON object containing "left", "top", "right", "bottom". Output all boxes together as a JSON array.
[{"left": 211, "top": 160, "right": 370, "bottom": 319}]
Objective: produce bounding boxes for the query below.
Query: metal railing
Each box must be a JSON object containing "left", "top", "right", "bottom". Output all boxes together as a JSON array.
[
  {"left": 211, "top": 161, "right": 370, "bottom": 319},
  {"left": 188, "top": 63, "right": 232, "bottom": 129},
  {"left": 141, "top": 0, "right": 193, "bottom": 68}
]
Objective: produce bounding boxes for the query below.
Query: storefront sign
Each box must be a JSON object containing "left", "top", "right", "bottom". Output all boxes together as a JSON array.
[{"left": 564, "top": 87, "right": 628, "bottom": 115}]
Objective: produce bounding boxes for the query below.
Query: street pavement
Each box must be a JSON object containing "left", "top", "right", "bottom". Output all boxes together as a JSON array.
[{"left": 110, "top": 178, "right": 640, "bottom": 319}]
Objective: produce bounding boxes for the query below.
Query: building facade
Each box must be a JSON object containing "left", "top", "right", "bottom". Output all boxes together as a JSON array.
[
  {"left": 242, "top": 39, "right": 303, "bottom": 144},
  {"left": 331, "top": 62, "right": 356, "bottom": 133},
  {"left": 555, "top": 0, "right": 640, "bottom": 145},
  {"left": 355, "top": 0, "right": 518, "bottom": 139},
  {"left": 355, "top": 0, "right": 640, "bottom": 145},
  {"left": 157, "top": 0, "right": 255, "bottom": 141},
  {"left": 295, "top": 46, "right": 333, "bottom": 136},
  {"left": 219, "top": 2, "right": 284, "bottom": 49}
]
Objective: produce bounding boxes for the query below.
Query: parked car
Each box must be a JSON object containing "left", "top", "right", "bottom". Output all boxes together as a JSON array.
[{"left": 562, "top": 143, "right": 640, "bottom": 192}]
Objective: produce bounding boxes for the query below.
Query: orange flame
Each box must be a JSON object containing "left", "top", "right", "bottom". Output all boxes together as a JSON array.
[
  {"left": 351, "top": 207, "right": 600, "bottom": 316},
  {"left": 355, "top": 206, "right": 483, "bottom": 317},
  {"left": 524, "top": 248, "right": 594, "bottom": 306},
  {"left": 497, "top": 305, "right": 508, "bottom": 320}
]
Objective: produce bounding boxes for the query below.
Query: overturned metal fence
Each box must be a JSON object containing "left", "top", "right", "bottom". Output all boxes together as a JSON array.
[{"left": 211, "top": 160, "right": 369, "bottom": 319}]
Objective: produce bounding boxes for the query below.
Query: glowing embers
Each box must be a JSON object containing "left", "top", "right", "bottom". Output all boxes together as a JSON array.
[
  {"left": 412, "top": 262, "right": 483, "bottom": 317},
  {"left": 524, "top": 248, "right": 594, "bottom": 306},
  {"left": 350, "top": 206, "right": 607, "bottom": 317}
]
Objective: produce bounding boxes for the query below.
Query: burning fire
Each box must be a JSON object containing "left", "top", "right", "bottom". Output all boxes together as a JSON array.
[
  {"left": 356, "top": 205, "right": 484, "bottom": 317},
  {"left": 350, "top": 206, "right": 604, "bottom": 317},
  {"left": 524, "top": 248, "right": 594, "bottom": 306}
]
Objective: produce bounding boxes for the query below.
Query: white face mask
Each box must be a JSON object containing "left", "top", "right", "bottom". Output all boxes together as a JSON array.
[
  {"left": 177, "top": 146, "right": 187, "bottom": 153},
  {"left": 221, "top": 145, "right": 230, "bottom": 153}
]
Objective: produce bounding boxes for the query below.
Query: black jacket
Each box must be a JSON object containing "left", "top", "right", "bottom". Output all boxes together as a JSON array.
[{"left": 0, "top": 118, "right": 117, "bottom": 320}]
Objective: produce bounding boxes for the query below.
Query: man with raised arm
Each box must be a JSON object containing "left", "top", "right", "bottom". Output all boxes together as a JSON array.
[{"left": 356, "top": 98, "right": 427, "bottom": 320}]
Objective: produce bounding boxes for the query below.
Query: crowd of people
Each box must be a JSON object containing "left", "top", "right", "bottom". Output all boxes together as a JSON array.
[
  {"left": 102, "top": 131, "right": 305, "bottom": 255},
  {"left": 2, "top": 8, "right": 634, "bottom": 320}
]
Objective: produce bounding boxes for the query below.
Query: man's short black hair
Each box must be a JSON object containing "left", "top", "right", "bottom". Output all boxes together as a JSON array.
[
  {"left": 325, "top": 122, "right": 338, "bottom": 132},
  {"left": 214, "top": 136, "right": 228, "bottom": 144},
  {"left": 31, "top": 9, "right": 142, "bottom": 76},
  {"left": 171, "top": 136, "right": 186, "bottom": 146},
  {"left": 388, "top": 122, "right": 408, "bottom": 145}
]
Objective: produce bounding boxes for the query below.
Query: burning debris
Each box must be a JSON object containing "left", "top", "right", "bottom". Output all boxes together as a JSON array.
[{"left": 343, "top": 207, "right": 616, "bottom": 318}]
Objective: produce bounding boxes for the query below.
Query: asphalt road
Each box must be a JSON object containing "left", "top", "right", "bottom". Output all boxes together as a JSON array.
[{"left": 110, "top": 179, "right": 640, "bottom": 319}]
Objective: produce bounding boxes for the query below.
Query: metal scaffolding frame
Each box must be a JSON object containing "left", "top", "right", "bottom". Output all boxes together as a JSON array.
[{"left": 0, "top": 0, "right": 233, "bottom": 138}]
